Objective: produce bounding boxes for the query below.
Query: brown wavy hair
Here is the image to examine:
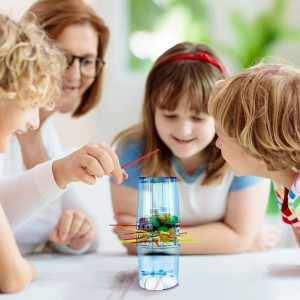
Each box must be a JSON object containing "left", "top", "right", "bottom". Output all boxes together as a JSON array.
[
  {"left": 23, "top": 0, "right": 109, "bottom": 117},
  {"left": 0, "top": 13, "right": 66, "bottom": 109},
  {"left": 208, "top": 63, "right": 300, "bottom": 171},
  {"left": 113, "top": 42, "right": 229, "bottom": 185}
]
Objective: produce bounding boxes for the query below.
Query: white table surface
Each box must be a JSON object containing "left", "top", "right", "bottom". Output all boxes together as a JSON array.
[{"left": 1, "top": 248, "right": 299, "bottom": 300}]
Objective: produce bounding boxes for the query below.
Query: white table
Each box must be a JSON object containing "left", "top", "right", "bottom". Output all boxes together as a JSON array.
[{"left": 1, "top": 248, "right": 299, "bottom": 300}]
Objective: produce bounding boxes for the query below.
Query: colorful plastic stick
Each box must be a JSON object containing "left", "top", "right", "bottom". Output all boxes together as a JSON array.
[{"left": 121, "top": 149, "right": 160, "bottom": 169}]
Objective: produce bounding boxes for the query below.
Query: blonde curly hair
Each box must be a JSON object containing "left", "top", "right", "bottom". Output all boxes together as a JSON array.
[
  {"left": 208, "top": 63, "right": 300, "bottom": 171},
  {"left": 0, "top": 13, "right": 66, "bottom": 109}
]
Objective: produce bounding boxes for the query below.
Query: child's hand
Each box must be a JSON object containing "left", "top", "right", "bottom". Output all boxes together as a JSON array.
[
  {"left": 113, "top": 214, "right": 137, "bottom": 255},
  {"left": 249, "top": 224, "right": 281, "bottom": 252},
  {"left": 52, "top": 142, "right": 128, "bottom": 189},
  {"left": 49, "top": 209, "right": 96, "bottom": 250}
]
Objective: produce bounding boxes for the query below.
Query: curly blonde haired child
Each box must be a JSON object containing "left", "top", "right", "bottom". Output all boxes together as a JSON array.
[
  {"left": 0, "top": 13, "right": 65, "bottom": 109},
  {"left": 0, "top": 12, "right": 65, "bottom": 293},
  {"left": 0, "top": 13, "right": 127, "bottom": 293},
  {"left": 7, "top": 0, "right": 110, "bottom": 256}
]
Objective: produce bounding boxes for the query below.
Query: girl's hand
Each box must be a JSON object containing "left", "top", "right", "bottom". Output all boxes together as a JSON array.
[
  {"left": 49, "top": 209, "right": 96, "bottom": 250},
  {"left": 113, "top": 214, "right": 137, "bottom": 254}
]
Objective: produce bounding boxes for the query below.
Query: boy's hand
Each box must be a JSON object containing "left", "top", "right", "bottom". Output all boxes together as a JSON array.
[{"left": 249, "top": 224, "right": 281, "bottom": 252}]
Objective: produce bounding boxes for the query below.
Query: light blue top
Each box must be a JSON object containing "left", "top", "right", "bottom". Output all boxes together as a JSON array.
[
  {"left": 112, "top": 138, "right": 262, "bottom": 190},
  {"left": 112, "top": 138, "right": 264, "bottom": 225}
]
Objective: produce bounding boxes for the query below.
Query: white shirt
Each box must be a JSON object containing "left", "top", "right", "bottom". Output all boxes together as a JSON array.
[
  {"left": 114, "top": 138, "right": 263, "bottom": 226},
  {"left": 0, "top": 119, "right": 99, "bottom": 255},
  {"left": 0, "top": 160, "right": 64, "bottom": 228}
]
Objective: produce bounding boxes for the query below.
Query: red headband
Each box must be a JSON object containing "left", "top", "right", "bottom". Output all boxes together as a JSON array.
[{"left": 158, "top": 52, "right": 225, "bottom": 73}]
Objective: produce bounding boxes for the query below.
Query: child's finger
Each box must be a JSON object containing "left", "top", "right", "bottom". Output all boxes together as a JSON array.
[
  {"left": 48, "top": 228, "right": 60, "bottom": 243},
  {"left": 74, "top": 219, "right": 94, "bottom": 238},
  {"left": 122, "top": 169, "right": 129, "bottom": 180},
  {"left": 57, "top": 211, "right": 74, "bottom": 240},
  {"left": 68, "top": 212, "right": 85, "bottom": 236},
  {"left": 78, "top": 226, "right": 96, "bottom": 242},
  {"left": 97, "top": 142, "right": 124, "bottom": 184},
  {"left": 84, "top": 143, "right": 114, "bottom": 175}
]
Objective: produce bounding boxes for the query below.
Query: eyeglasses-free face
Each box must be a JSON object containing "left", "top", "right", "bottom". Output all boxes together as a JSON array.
[{"left": 64, "top": 50, "right": 105, "bottom": 78}]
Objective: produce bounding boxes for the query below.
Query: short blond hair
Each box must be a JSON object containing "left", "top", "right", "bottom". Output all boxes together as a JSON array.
[
  {"left": 0, "top": 13, "right": 66, "bottom": 108},
  {"left": 208, "top": 63, "right": 300, "bottom": 171}
]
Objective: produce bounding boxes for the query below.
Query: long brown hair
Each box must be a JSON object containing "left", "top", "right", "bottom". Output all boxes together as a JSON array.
[
  {"left": 113, "top": 42, "right": 228, "bottom": 185},
  {"left": 23, "top": 0, "right": 109, "bottom": 117}
]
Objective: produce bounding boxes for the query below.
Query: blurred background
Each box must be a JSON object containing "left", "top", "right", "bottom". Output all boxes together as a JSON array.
[
  {"left": 2, "top": 0, "right": 300, "bottom": 149},
  {"left": 1, "top": 0, "right": 300, "bottom": 250}
]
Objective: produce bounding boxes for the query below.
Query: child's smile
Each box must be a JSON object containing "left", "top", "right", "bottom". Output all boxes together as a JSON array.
[{"left": 155, "top": 101, "right": 215, "bottom": 161}]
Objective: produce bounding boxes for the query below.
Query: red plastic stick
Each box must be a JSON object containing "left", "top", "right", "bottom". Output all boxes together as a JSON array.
[{"left": 121, "top": 148, "right": 160, "bottom": 169}]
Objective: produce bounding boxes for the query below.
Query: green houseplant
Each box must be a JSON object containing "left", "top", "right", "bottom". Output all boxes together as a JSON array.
[{"left": 214, "top": 0, "right": 300, "bottom": 69}]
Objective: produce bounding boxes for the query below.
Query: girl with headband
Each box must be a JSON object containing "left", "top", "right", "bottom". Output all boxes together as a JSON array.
[{"left": 110, "top": 42, "right": 281, "bottom": 254}]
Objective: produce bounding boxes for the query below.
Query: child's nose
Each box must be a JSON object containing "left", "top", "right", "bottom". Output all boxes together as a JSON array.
[
  {"left": 215, "top": 137, "right": 222, "bottom": 149},
  {"left": 177, "top": 120, "right": 193, "bottom": 135},
  {"left": 27, "top": 110, "right": 40, "bottom": 131}
]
